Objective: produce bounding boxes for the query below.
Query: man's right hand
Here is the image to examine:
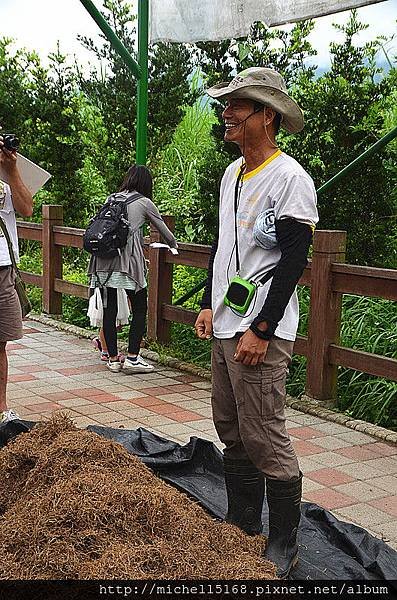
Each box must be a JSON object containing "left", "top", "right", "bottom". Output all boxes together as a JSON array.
[
  {"left": 194, "top": 309, "right": 213, "bottom": 340},
  {"left": 0, "top": 137, "right": 18, "bottom": 174}
]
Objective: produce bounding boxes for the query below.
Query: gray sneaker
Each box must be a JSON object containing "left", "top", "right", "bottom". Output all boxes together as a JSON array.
[
  {"left": 106, "top": 359, "right": 122, "bottom": 373},
  {"left": 0, "top": 409, "right": 21, "bottom": 424},
  {"left": 123, "top": 356, "right": 155, "bottom": 374}
]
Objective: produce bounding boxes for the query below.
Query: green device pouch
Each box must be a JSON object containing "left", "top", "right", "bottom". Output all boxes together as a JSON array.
[
  {"left": 224, "top": 268, "right": 276, "bottom": 315},
  {"left": 224, "top": 276, "right": 256, "bottom": 314}
]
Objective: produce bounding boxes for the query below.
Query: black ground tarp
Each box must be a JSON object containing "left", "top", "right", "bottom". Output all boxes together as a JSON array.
[{"left": 1, "top": 420, "right": 396, "bottom": 583}]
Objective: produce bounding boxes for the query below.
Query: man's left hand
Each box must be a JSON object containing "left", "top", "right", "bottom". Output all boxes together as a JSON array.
[{"left": 234, "top": 329, "right": 269, "bottom": 366}]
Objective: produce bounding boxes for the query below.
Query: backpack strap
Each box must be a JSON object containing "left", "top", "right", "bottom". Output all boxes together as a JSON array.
[
  {"left": 107, "top": 190, "right": 141, "bottom": 205},
  {"left": 124, "top": 191, "right": 142, "bottom": 205}
]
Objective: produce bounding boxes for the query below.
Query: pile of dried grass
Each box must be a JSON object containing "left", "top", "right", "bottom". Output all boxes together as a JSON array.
[{"left": 0, "top": 415, "right": 275, "bottom": 580}]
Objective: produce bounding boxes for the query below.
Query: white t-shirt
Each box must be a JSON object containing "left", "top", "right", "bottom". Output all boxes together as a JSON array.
[
  {"left": 212, "top": 150, "right": 318, "bottom": 341},
  {"left": 0, "top": 180, "right": 19, "bottom": 266}
]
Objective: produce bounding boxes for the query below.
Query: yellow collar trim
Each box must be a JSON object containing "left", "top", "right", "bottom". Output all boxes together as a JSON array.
[{"left": 237, "top": 149, "right": 282, "bottom": 181}]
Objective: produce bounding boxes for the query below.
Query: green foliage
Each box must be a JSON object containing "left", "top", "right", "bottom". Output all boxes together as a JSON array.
[
  {"left": 286, "top": 292, "right": 397, "bottom": 429},
  {"left": 0, "top": 0, "right": 196, "bottom": 227},
  {"left": 195, "top": 20, "right": 317, "bottom": 87},
  {"left": 61, "top": 265, "right": 91, "bottom": 328},
  {"left": 18, "top": 246, "right": 43, "bottom": 312},
  {"left": 279, "top": 14, "right": 397, "bottom": 267},
  {"left": 154, "top": 95, "right": 218, "bottom": 242},
  {"left": 336, "top": 295, "right": 397, "bottom": 429},
  {"left": 0, "top": 40, "right": 113, "bottom": 226},
  {"left": 79, "top": 0, "right": 196, "bottom": 185}
]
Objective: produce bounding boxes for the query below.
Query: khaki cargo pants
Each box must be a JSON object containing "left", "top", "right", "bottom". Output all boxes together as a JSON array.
[{"left": 211, "top": 335, "right": 299, "bottom": 480}]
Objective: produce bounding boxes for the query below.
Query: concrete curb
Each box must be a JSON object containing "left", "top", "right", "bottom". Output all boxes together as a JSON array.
[{"left": 28, "top": 313, "right": 397, "bottom": 445}]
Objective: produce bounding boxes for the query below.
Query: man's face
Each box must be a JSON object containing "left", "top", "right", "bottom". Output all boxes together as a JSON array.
[{"left": 222, "top": 98, "right": 263, "bottom": 147}]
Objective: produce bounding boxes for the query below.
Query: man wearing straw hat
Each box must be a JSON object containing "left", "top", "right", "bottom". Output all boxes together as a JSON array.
[{"left": 195, "top": 67, "right": 318, "bottom": 578}]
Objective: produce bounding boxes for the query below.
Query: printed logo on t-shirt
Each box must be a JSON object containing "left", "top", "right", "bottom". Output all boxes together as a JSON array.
[
  {"left": 237, "top": 193, "right": 260, "bottom": 228},
  {"left": 0, "top": 181, "right": 6, "bottom": 209}
]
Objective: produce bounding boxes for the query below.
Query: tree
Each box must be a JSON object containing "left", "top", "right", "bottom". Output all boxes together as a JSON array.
[
  {"left": 78, "top": 0, "right": 196, "bottom": 185},
  {"left": 279, "top": 12, "right": 396, "bottom": 266}
]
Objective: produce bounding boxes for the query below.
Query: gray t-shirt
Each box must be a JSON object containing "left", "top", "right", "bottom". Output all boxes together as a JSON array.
[{"left": 212, "top": 151, "right": 318, "bottom": 341}]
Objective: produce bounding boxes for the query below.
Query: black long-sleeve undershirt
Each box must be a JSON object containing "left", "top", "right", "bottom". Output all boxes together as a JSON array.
[{"left": 249, "top": 218, "right": 313, "bottom": 340}]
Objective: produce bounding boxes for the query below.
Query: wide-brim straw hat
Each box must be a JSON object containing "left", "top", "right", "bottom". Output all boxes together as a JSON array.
[{"left": 206, "top": 67, "right": 304, "bottom": 133}]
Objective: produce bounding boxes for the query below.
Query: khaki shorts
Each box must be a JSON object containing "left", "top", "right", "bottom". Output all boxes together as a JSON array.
[{"left": 0, "top": 266, "right": 23, "bottom": 343}]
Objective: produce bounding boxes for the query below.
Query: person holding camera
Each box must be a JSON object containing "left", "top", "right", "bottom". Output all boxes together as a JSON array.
[
  {"left": 0, "top": 133, "right": 33, "bottom": 423},
  {"left": 194, "top": 68, "right": 318, "bottom": 579}
]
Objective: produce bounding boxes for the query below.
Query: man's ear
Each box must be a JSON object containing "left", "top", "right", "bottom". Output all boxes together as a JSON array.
[{"left": 263, "top": 107, "right": 276, "bottom": 128}]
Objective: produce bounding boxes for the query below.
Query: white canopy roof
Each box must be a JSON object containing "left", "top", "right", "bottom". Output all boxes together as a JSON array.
[{"left": 150, "top": 0, "right": 386, "bottom": 43}]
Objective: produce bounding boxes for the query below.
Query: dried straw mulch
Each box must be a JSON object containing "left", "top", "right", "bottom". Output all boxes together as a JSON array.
[{"left": 0, "top": 415, "right": 275, "bottom": 580}]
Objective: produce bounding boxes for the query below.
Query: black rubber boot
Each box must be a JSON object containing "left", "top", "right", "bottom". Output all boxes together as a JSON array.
[
  {"left": 263, "top": 472, "right": 302, "bottom": 579},
  {"left": 223, "top": 457, "right": 265, "bottom": 536}
]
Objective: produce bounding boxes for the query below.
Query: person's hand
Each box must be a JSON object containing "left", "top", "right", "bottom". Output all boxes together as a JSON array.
[
  {"left": 194, "top": 309, "right": 213, "bottom": 340},
  {"left": 0, "top": 136, "right": 18, "bottom": 174},
  {"left": 234, "top": 329, "right": 269, "bottom": 366}
]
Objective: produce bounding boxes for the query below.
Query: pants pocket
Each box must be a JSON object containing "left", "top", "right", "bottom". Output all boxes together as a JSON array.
[{"left": 242, "top": 366, "right": 286, "bottom": 421}]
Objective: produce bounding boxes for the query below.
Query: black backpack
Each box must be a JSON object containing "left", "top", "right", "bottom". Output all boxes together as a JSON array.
[{"left": 83, "top": 191, "right": 140, "bottom": 259}]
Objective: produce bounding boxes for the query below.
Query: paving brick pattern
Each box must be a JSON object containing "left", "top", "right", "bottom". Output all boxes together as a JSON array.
[{"left": 6, "top": 320, "right": 397, "bottom": 551}]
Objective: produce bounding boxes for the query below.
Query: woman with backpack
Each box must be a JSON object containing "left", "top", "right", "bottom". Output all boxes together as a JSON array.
[{"left": 87, "top": 164, "right": 178, "bottom": 373}]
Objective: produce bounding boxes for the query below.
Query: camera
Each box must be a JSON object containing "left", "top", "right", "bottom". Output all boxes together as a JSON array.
[{"left": 1, "top": 133, "right": 20, "bottom": 151}]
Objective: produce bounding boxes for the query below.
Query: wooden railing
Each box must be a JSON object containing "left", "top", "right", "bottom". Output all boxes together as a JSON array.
[{"left": 18, "top": 205, "right": 397, "bottom": 405}]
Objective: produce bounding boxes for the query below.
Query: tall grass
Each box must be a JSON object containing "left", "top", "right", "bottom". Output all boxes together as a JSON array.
[{"left": 153, "top": 97, "right": 217, "bottom": 241}]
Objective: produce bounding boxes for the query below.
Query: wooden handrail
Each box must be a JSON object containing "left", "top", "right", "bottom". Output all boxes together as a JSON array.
[
  {"left": 331, "top": 263, "right": 397, "bottom": 300},
  {"left": 53, "top": 226, "right": 84, "bottom": 249},
  {"left": 329, "top": 345, "right": 397, "bottom": 380},
  {"left": 17, "top": 221, "right": 43, "bottom": 242}
]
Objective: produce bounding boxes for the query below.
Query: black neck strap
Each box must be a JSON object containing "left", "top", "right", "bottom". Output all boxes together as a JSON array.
[{"left": 234, "top": 164, "right": 245, "bottom": 274}]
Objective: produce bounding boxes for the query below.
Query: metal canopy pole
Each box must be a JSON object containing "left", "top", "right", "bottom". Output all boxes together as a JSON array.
[
  {"left": 79, "top": 0, "right": 141, "bottom": 79},
  {"left": 136, "top": 0, "right": 149, "bottom": 164},
  {"left": 79, "top": 0, "right": 149, "bottom": 165},
  {"left": 317, "top": 125, "right": 397, "bottom": 196}
]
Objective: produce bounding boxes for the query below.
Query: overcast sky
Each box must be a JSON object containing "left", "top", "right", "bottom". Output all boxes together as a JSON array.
[{"left": 0, "top": 0, "right": 395, "bottom": 71}]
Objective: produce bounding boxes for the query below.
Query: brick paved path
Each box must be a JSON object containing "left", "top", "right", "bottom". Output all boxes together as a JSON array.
[{"left": 6, "top": 319, "right": 397, "bottom": 551}]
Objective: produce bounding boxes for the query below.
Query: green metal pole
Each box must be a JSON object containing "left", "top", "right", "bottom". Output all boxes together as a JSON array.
[
  {"left": 79, "top": 0, "right": 141, "bottom": 80},
  {"left": 317, "top": 125, "right": 397, "bottom": 196},
  {"left": 136, "top": 0, "right": 149, "bottom": 165}
]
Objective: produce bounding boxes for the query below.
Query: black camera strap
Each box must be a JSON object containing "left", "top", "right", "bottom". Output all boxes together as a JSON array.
[{"left": 233, "top": 164, "right": 277, "bottom": 286}]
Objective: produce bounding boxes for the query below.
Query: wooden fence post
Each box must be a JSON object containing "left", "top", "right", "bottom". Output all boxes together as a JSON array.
[
  {"left": 42, "top": 205, "right": 63, "bottom": 316},
  {"left": 305, "top": 230, "right": 347, "bottom": 405},
  {"left": 147, "top": 216, "right": 175, "bottom": 344}
]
